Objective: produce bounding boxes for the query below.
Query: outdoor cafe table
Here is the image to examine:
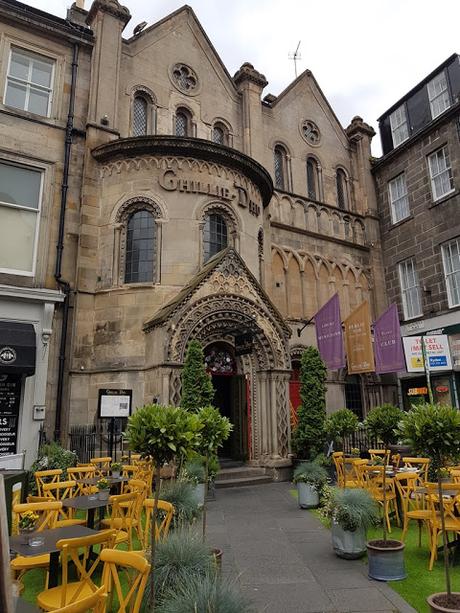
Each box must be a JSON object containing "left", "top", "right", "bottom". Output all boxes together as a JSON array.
[
  {"left": 9, "top": 525, "right": 97, "bottom": 588},
  {"left": 62, "top": 494, "right": 113, "bottom": 529}
]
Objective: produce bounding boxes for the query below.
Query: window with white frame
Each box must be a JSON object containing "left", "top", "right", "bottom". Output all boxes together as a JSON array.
[
  {"left": 427, "top": 71, "right": 450, "bottom": 119},
  {"left": 388, "top": 174, "right": 410, "bottom": 223},
  {"left": 428, "top": 146, "right": 454, "bottom": 201},
  {"left": 4, "top": 47, "right": 54, "bottom": 117},
  {"left": 0, "top": 161, "right": 42, "bottom": 275},
  {"left": 442, "top": 238, "right": 460, "bottom": 307},
  {"left": 389, "top": 104, "right": 409, "bottom": 147},
  {"left": 399, "top": 259, "right": 423, "bottom": 319}
]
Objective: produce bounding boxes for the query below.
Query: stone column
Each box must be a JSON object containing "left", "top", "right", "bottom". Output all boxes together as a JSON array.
[{"left": 234, "top": 63, "right": 268, "bottom": 160}]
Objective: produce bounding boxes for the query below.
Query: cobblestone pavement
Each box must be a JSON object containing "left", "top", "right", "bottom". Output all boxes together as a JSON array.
[{"left": 206, "top": 482, "right": 417, "bottom": 613}]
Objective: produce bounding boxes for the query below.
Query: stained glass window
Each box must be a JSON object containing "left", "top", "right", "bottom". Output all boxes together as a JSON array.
[
  {"left": 125, "top": 210, "right": 155, "bottom": 283},
  {"left": 203, "top": 213, "right": 227, "bottom": 262}
]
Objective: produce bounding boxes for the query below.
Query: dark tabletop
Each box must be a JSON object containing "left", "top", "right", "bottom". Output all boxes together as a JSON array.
[
  {"left": 9, "top": 525, "right": 97, "bottom": 557},
  {"left": 62, "top": 494, "right": 112, "bottom": 510}
]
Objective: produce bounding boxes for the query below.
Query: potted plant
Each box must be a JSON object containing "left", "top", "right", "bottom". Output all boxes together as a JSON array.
[
  {"left": 293, "top": 461, "right": 328, "bottom": 509},
  {"left": 96, "top": 477, "right": 110, "bottom": 500},
  {"left": 364, "top": 404, "right": 405, "bottom": 581},
  {"left": 325, "top": 408, "right": 359, "bottom": 452},
  {"left": 160, "top": 480, "right": 201, "bottom": 529},
  {"left": 291, "top": 347, "right": 327, "bottom": 461},
  {"left": 110, "top": 462, "right": 122, "bottom": 478},
  {"left": 322, "top": 487, "right": 379, "bottom": 559},
  {"left": 399, "top": 403, "right": 460, "bottom": 612},
  {"left": 125, "top": 403, "right": 203, "bottom": 610},
  {"left": 18, "top": 511, "right": 40, "bottom": 546},
  {"left": 182, "top": 459, "right": 206, "bottom": 507}
]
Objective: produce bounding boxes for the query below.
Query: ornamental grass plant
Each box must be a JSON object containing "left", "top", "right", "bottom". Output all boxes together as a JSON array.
[
  {"left": 323, "top": 487, "right": 380, "bottom": 532},
  {"left": 292, "top": 461, "right": 328, "bottom": 489}
]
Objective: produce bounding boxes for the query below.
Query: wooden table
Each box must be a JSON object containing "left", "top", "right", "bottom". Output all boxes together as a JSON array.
[
  {"left": 9, "top": 526, "right": 97, "bottom": 588},
  {"left": 63, "top": 494, "right": 113, "bottom": 529}
]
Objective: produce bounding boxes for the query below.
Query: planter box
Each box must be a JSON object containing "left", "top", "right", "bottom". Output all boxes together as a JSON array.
[
  {"left": 367, "top": 540, "right": 406, "bottom": 581},
  {"left": 297, "top": 482, "right": 319, "bottom": 509},
  {"left": 427, "top": 592, "right": 460, "bottom": 612},
  {"left": 331, "top": 521, "right": 366, "bottom": 559}
]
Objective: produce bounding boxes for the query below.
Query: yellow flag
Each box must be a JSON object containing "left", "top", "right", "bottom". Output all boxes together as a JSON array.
[{"left": 344, "top": 301, "right": 375, "bottom": 374}]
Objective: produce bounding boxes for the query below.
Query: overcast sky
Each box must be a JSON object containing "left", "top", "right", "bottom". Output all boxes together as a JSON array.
[{"left": 28, "top": 0, "right": 459, "bottom": 156}]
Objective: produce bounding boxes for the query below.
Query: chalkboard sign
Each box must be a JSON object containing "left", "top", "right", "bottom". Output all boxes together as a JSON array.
[
  {"left": 0, "top": 375, "right": 21, "bottom": 456},
  {"left": 235, "top": 332, "right": 253, "bottom": 356},
  {"left": 98, "top": 389, "right": 132, "bottom": 418}
]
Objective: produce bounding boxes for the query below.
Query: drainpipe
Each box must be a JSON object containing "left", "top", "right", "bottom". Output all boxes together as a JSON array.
[{"left": 54, "top": 43, "right": 79, "bottom": 441}]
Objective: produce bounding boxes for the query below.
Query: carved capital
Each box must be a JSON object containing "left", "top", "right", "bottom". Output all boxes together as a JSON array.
[
  {"left": 87, "top": 0, "right": 131, "bottom": 26},
  {"left": 233, "top": 63, "right": 268, "bottom": 89}
]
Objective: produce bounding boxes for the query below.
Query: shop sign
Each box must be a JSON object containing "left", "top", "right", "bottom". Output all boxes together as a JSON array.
[
  {"left": 448, "top": 334, "right": 460, "bottom": 371},
  {"left": 407, "top": 387, "right": 428, "bottom": 396},
  {"left": 402, "top": 335, "right": 452, "bottom": 372},
  {"left": 98, "top": 389, "right": 132, "bottom": 418},
  {"left": 0, "top": 375, "right": 21, "bottom": 456},
  {"left": 435, "top": 385, "right": 449, "bottom": 393},
  {"left": 158, "top": 169, "right": 261, "bottom": 216},
  {"left": 234, "top": 332, "right": 253, "bottom": 356},
  {"left": 0, "top": 347, "right": 16, "bottom": 365}
]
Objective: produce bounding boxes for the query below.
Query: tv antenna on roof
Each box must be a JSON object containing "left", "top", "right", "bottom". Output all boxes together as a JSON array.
[{"left": 288, "top": 41, "right": 302, "bottom": 78}]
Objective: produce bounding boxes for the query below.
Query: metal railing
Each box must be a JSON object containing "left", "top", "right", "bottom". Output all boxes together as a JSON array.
[
  {"left": 342, "top": 430, "right": 380, "bottom": 455},
  {"left": 68, "top": 421, "right": 126, "bottom": 463}
]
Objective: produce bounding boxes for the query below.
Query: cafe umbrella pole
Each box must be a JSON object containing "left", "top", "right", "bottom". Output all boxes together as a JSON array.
[{"left": 420, "top": 332, "right": 434, "bottom": 403}]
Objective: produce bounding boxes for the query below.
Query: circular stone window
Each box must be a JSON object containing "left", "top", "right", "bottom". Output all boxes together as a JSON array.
[
  {"left": 171, "top": 63, "right": 199, "bottom": 95},
  {"left": 301, "top": 120, "right": 321, "bottom": 145}
]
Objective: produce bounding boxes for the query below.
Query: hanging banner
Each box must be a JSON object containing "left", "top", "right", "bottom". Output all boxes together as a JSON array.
[
  {"left": 374, "top": 303, "right": 406, "bottom": 374},
  {"left": 344, "top": 301, "right": 375, "bottom": 374},
  {"left": 314, "top": 293, "right": 345, "bottom": 370},
  {"left": 402, "top": 335, "right": 452, "bottom": 372}
]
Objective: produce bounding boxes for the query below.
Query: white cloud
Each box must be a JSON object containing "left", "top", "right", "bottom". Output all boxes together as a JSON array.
[{"left": 25, "top": 0, "right": 460, "bottom": 154}]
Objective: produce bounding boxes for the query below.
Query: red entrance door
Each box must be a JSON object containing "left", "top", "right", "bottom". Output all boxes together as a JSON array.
[{"left": 289, "top": 362, "right": 301, "bottom": 428}]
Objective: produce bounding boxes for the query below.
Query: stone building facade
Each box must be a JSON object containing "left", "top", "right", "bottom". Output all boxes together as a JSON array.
[
  {"left": 0, "top": 0, "right": 395, "bottom": 468},
  {"left": 373, "top": 54, "right": 460, "bottom": 410}
]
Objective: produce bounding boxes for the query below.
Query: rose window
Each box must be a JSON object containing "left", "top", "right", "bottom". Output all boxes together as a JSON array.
[
  {"left": 172, "top": 64, "right": 198, "bottom": 93},
  {"left": 301, "top": 120, "right": 321, "bottom": 145}
]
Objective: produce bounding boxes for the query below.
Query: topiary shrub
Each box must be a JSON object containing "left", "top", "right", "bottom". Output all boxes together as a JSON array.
[
  {"left": 291, "top": 346, "right": 327, "bottom": 460},
  {"left": 325, "top": 408, "right": 359, "bottom": 450},
  {"left": 181, "top": 340, "right": 215, "bottom": 411}
]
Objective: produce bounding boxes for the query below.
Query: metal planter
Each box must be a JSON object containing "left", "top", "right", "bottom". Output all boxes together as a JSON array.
[
  {"left": 297, "top": 482, "right": 319, "bottom": 509},
  {"left": 331, "top": 521, "right": 366, "bottom": 559},
  {"left": 367, "top": 540, "right": 406, "bottom": 581}
]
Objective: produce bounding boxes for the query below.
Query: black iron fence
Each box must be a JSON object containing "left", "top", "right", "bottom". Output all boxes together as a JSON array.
[
  {"left": 342, "top": 430, "right": 380, "bottom": 456},
  {"left": 68, "top": 420, "right": 126, "bottom": 463}
]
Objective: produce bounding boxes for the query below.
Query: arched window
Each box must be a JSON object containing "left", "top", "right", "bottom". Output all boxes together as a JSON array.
[
  {"left": 336, "top": 168, "right": 348, "bottom": 210},
  {"left": 203, "top": 213, "right": 228, "bottom": 262},
  {"left": 133, "top": 95, "right": 148, "bottom": 136},
  {"left": 175, "top": 107, "right": 192, "bottom": 137},
  {"left": 306, "top": 157, "right": 319, "bottom": 200},
  {"left": 125, "top": 210, "right": 156, "bottom": 283},
  {"left": 274, "top": 145, "right": 288, "bottom": 190},
  {"left": 212, "top": 125, "right": 225, "bottom": 145}
]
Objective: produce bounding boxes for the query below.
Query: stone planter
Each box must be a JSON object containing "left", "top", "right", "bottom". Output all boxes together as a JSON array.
[
  {"left": 427, "top": 593, "right": 460, "bottom": 612},
  {"left": 367, "top": 539, "right": 406, "bottom": 581},
  {"left": 296, "top": 482, "right": 319, "bottom": 509},
  {"left": 193, "top": 482, "right": 206, "bottom": 507},
  {"left": 98, "top": 489, "right": 110, "bottom": 501},
  {"left": 331, "top": 521, "right": 366, "bottom": 559},
  {"left": 111, "top": 471, "right": 120, "bottom": 479}
]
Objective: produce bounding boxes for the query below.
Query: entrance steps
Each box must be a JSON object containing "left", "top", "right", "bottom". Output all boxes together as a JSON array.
[{"left": 215, "top": 464, "right": 273, "bottom": 489}]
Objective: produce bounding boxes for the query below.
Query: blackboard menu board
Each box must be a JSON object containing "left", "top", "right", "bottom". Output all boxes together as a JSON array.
[{"left": 0, "top": 375, "right": 21, "bottom": 455}]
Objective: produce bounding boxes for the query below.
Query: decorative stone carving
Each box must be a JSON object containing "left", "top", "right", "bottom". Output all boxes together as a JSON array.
[
  {"left": 233, "top": 62, "right": 268, "bottom": 89},
  {"left": 276, "top": 375, "right": 290, "bottom": 457},
  {"left": 170, "top": 63, "right": 199, "bottom": 95},
  {"left": 300, "top": 120, "right": 321, "bottom": 145},
  {"left": 115, "top": 196, "right": 162, "bottom": 223},
  {"left": 86, "top": 0, "right": 130, "bottom": 25}
]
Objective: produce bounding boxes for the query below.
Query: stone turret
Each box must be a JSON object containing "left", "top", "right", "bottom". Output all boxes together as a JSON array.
[{"left": 234, "top": 63, "right": 268, "bottom": 160}]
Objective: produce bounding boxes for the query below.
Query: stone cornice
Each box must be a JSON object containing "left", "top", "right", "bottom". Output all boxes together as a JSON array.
[
  {"left": 92, "top": 136, "right": 274, "bottom": 207},
  {"left": 86, "top": 0, "right": 130, "bottom": 26},
  {"left": 233, "top": 62, "right": 268, "bottom": 89}
]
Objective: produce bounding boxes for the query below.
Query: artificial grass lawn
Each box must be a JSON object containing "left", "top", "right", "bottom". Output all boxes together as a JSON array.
[{"left": 289, "top": 489, "right": 457, "bottom": 613}]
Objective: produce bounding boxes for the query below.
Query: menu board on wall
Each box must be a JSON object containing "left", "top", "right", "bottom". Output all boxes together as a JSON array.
[
  {"left": 0, "top": 375, "right": 21, "bottom": 456},
  {"left": 98, "top": 389, "right": 132, "bottom": 418}
]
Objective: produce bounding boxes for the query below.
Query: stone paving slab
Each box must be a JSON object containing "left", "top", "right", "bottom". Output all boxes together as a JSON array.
[{"left": 206, "top": 482, "right": 417, "bottom": 613}]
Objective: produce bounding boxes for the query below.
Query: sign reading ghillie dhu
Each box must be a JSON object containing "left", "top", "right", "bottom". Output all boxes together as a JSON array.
[{"left": 0, "top": 375, "right": 21, "bottom": 455}]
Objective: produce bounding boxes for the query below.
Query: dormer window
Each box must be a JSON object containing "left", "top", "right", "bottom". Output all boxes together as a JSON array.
[
  {"left": 389, "top": 104, "right": 409, "bottom": 147},
  {"left": 427, "top": 71, "right": 451, "bottom": 119}
]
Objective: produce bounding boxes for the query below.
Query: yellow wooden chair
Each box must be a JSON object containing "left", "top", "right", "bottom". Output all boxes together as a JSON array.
[
  {"left": 426, "top": 483, "right": 460, "bottom": 570},
  {"left": 363, "top": 465, "right": 400, "bottom": 532},
  {"left": 450, "top": 469, "right": 460, "bottom": 483},
  {"left": 42, "top": 480, "right": 86, "bottom": 527},
  {"left": 342, "top": 458, "right": 366, "bottom": 488},
  {"left": 121, "top": 465, "right": 138, "bottom": 493},
  {"left": 36, "top": 529, "right": 116, "bottom": 611},
  {"left": 402, "top": 457, "right": 430, "bottom": 483},
  {"left": 394, "top": 472, "right": 432, "bottom": 545},
  {"left": 101, "top": 549, "right": 151, "bottom": 613},
  {"left": 90, "top": 456, "right": 112, "bottom": 477},
  {"left": 100, "top": 492, "right": 138, "bottom": 549},
  {"left": 34, "top": 469, "right": 62, "bottom": 497},
  {"left": 11, "top": 501, "right": 62, "bottom": 588},
  {"left": 369, "top": 449, "right": 390, "bottom": 465},
  {"left": 332, "top": 452, "right": 344, "bottom": 487},
  {"left": 143, "top": 499, "right": 174, "bottom": 547},
  {"left": 53, "top": 586, "right": 107, "bottom": 613},
  {"left": 67, "top": 466, "right": 97, "bottom": 496}
]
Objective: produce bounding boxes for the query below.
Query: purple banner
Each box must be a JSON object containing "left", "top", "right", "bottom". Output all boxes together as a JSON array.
[
  {"left": 374, "top": 303, "right": 406, "bottom": 374},
  {"left": 314, "top": 293, "right": 345, "bottom": 370}
]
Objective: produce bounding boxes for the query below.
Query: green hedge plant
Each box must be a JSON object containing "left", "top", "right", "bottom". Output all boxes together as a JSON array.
[
  {"left": 181, "top": 340, "right": 214, "bottom": 411},
  {"left": 325, "top": 408, "right": 359, "bottom": 450}
]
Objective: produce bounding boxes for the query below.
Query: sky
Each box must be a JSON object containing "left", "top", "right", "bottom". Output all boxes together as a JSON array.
[{"left": 28, "top": 0, "right": 459, "bottom": 156}]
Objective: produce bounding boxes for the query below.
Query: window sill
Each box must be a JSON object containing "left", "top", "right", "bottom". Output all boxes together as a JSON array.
[
  {"left": 0, "top": 105, "right": 65, "bottom": 129},
  {"left": 429, "top": 189, "right": 458, "bottom": 208},
  {"left": 390, "top": 214, "right": 413, "bottom": 229}
]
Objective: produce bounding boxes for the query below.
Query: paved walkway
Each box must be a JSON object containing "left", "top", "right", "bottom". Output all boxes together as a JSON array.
[{"left": 206, "top": 482, "right": 417, "bottom": 613}]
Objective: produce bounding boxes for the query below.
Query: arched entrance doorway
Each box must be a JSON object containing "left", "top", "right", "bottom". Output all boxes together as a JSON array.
[{"left": 204, "top": 342, "right": 248, "bottom": 460}]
